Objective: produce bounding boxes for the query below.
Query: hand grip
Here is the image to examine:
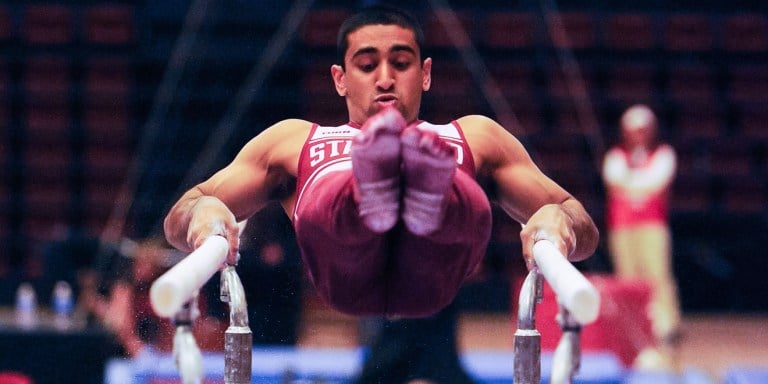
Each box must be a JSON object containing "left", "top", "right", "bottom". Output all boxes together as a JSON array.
[
  {"left": 533, "top": 240, "right": 600, "bottom": 324},
  {"left": 150, "top": 236, "right": 228, "bottom": 318}
]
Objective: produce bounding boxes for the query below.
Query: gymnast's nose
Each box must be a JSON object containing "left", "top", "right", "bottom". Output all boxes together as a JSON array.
[{"left": 375, "top": 63, "right": 395, "bottom": 91}]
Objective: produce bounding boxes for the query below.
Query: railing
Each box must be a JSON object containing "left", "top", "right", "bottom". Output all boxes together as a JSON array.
[
  {"left": 150, "top": 236, "right": 252, "bottom": 384},
  {"left": 149, "top": 236, "right": 598, "bottom": 384},
  {"left": 514, "top": 240, "right": 600, "bottom": 384}
]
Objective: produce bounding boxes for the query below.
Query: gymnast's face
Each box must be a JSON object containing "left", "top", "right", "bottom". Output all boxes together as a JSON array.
[
  {"left": 621, "top": 106, "right": 656, "bottom": 148},
  {"left": 331, "top": 24, "right": 432, "bottom": 125}
]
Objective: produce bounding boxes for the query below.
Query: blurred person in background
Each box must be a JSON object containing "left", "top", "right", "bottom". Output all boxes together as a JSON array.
[
  {"left": 81, "top": 237, "right": 225, "bottom": 357},
  {"left": 602, "top": 104, "right": 681, "bottom": 370}
]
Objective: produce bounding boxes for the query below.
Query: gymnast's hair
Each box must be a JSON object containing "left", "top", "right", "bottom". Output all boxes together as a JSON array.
[{"left": 336, "top": 5, "right": 426, "bottom": 68}]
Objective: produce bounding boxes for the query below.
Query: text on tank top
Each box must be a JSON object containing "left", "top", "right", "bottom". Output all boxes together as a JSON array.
[{"left": 294, "top": 120, "right": 476, "bottom": 218}]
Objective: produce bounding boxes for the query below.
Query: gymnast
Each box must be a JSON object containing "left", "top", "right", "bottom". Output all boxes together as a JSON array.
[{"left": 163, "top": 5, "right": 599, "bottom": 318}]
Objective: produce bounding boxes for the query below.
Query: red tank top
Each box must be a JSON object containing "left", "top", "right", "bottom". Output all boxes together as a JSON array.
[
  {"left": 294, "top": 120, "right": 476, "bottom": 218},
  {"left": 605, "top": 146, "right": 670, "bottom": 229}
]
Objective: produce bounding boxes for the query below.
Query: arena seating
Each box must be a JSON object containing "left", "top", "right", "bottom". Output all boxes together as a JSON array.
[
  {"left": 0, "top": 2, "right": 764, "bottom": 241},
  {"left": 0, "top": 0, "right": 765, "bottom": 361}
]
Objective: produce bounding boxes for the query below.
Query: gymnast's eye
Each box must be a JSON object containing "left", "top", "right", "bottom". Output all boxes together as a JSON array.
[
  {"left": 359, "top": 63, "right": 377, "bottom": 72},
  {"left": 392, "top": 59, "right": 410, "bottom": 70},
  {"left": 353, "top": 55, "right": 378, "bottom": 73}
]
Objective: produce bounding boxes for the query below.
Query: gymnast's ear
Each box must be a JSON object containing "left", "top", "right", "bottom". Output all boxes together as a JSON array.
[
  {"left": 422, "top": 57, "right": 432, "bottom": 92},
  {"left": 331, "top": 64, "right": 346, "bottom": 96}
]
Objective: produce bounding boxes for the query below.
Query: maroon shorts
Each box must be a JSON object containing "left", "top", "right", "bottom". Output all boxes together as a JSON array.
[{"left": 293, "top": 169, "right": 492, "bottom": 318}]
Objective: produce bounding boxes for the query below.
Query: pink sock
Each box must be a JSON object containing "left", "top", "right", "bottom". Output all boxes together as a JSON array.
[
  {"left": 351, "top": 107, "right": 406, "bottom": 233},
  {"left": 400, "top": 125, "right": 457, "bottom": 236}
]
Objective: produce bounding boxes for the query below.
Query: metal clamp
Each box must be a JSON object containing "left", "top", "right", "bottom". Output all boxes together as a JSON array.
[
  {"left": 173, "top": 299, "right": 204, "bottom": 384},
  {"left": 220, "top": 265, "right": 252, "bottom": 384},
  {"left": 514, "top": 269, "right": 543, "bottom": 384},
  {"left": 513, "top": 270, "right": 588, "bottom": 384}
]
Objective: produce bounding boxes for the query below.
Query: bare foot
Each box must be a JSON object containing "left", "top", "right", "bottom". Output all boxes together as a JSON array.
[
  {"left": 400, "top": 125, "right": 457, "bottom": 236},
  {"left": 351, "top": 106, "right": 406, "bottom": 232}
]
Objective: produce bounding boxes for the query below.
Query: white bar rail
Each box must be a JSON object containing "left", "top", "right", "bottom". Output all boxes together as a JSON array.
[
  {"left": 533, "top": 240, "right": 600, "bottom": 325},
  {"left": 150, "top": 236, "right": 229, "bottom": 318}
]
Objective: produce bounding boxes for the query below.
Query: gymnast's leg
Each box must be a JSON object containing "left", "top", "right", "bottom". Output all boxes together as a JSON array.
[
  {"left": 387, "top": 127, "right": 493, "bottom": 317},
  {"left": 292, "top": 107, "right": 405, "bottom": 316},
  {"left": 293, "top": 171, "right": 390, "bottom": 316},
  {"left": 387, "top": 171, "right": 492, "bottom": 317}
]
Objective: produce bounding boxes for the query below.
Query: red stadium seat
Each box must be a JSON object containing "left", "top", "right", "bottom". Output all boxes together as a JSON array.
[
  {"left": 83, "top": 102, "right": 132, "bottom": 147},
  {"left": 674, "top": 102, "right": 724, "bottom": 141},
  {"left": 83, "top": 179, "right": 122, "bottom": 232},
  {"left": 720, "top": 176, "right": 766, "bottom": 214},
  {"left": 665, "top": 63, "right": 716, "bottom": 103},
  {"left": 301, "top": 59, "right": 345, "bottom": 125},
  {"left": 484, "top": 12, "right": 538, "bottom": 50},
  {"left": 22, "top": 145, "right": 72, "bottom": 183},
  {"left": 544, "top": 62, "right": 599, "bottom": 104},
  {"left": 83, "top": 5, "right": 135, "bottom": 45},
  {"left": 302, "top": 59, "right": 335, "bottom": 95},
  {"left": 302, "top": 8, "right": 349, "bottom": 48},
  {"left": 721, "top": 13, "right": 768, "bottom": 53},
  {"left": 22, "top": 55, "right": 71, "bottom": 102},
  {"left": 83, "top": 57, "right": 133, "bottom": 101},
  {"left": 671, "top": 174, "right": 713, "bottom": 213},
  {"left": 0, "top": 59, "right": 8, "bottom": 131},
  {"left": 508, "top": 100, "right": 542, "bottom": 138},
  {"left": 663, "top": 13, "right": 714, "bottom": 52},
  {"left": 0, "top": 6, "right": 12, "bottom": 43},
  {"left": 530, "top": 134, "right": 588, "bottom": 174},
  {"left": 605, "top": 62, "right": 658, "bottom": 103},
  {"left": 428, "top": 60, "right": 474, "bottom": 97},
  {"left": 544, "top": 12, "right": 597, "bottom": 50},
  {"left": 603, "top": 13, "right": 657, "bottom": 51},
  {"left": 82, "top": 146, "right": 132, "bottom": 184},
  {"left": 726, "top": 64, "right": 768, "bottom": 103},
  {"left": 550, "top": 101, "right": 602, "bottom": 136},
  {"left": 737, "top": 102, "right": 768, "bottom": 140},
  {"left": 488, "top": 60, "right": 536, "bottom": 100},
  {"left": 22, "top": 5, "right": 73, "bottom": 45},
  {"left": 22, "top": 165, "right": 72, "bottom": 240},
  {"left": 707, "top": 139, "right": 755, "bottom": 179},
  {"left": 424, "top": 9, "right": 475, "bottom": 49},
  {"left": 23, "top": 101, "right": 71, "bottom": 143}
]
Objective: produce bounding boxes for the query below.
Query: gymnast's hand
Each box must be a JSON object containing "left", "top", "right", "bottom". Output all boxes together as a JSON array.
[
  {"left": 186, "top": 196, "right": 241, "bottom": 265},
  {"left": 520, "top": 203, "right": 577, "bottom": 271}
]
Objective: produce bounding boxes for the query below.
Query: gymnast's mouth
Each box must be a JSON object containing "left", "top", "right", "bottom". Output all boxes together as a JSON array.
[{"left": 375, "top": 95, "right": 397, "bottom": 106}]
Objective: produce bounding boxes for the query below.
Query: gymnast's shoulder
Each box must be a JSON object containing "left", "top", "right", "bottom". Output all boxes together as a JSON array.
[
  {"left": 237, "top": 119, "right": 312, "bottom": 163},
  {"left": 258, "top": 118, "right": 314, "bottom": 139},
  {"left": 456, "top": 114, "right": 526, "bottom": 146},
  {"left": 244, "top": 119, "right": 312, "bottom": 148}
]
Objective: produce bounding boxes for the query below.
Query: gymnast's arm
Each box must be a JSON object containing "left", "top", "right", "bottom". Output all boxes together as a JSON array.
[
  {"left": 460, "top": 115, "right": 599, "bottom": 270},
  {"left": 164, "top": 119, "right": 309, "bottom": 263}
]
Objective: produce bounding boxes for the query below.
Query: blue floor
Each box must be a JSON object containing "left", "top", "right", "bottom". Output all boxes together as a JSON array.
[
  {"left": 722, "top": 366, "right": 768, "bottom": 384},
  {"left": 103, "top": 347, "right": 727, "bottom": 384}
]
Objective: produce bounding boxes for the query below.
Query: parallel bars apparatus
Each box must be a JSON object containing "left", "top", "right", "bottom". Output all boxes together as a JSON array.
[{"left": 150, "top": 237, "right": 599, "bottom": 384}]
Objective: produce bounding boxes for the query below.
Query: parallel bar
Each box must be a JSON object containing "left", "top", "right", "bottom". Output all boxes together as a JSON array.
[
  {"left": 533, "top": 240, "right": 600, "bottom": 325},
  {"left": 150, "top": 236, "right": 228, "bottom": 317}
]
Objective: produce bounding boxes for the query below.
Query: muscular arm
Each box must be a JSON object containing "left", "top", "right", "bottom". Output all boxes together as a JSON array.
[
  {"left": 164, "top": 119, "right": 309, "bottom": 262},
  {"left": 461, "top": 115, "right": 599, "bottom": 269}
]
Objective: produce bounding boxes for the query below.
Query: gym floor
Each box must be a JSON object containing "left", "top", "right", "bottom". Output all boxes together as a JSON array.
[{"left": 297, "top": 302, "right": 768, "bottom": 383}]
